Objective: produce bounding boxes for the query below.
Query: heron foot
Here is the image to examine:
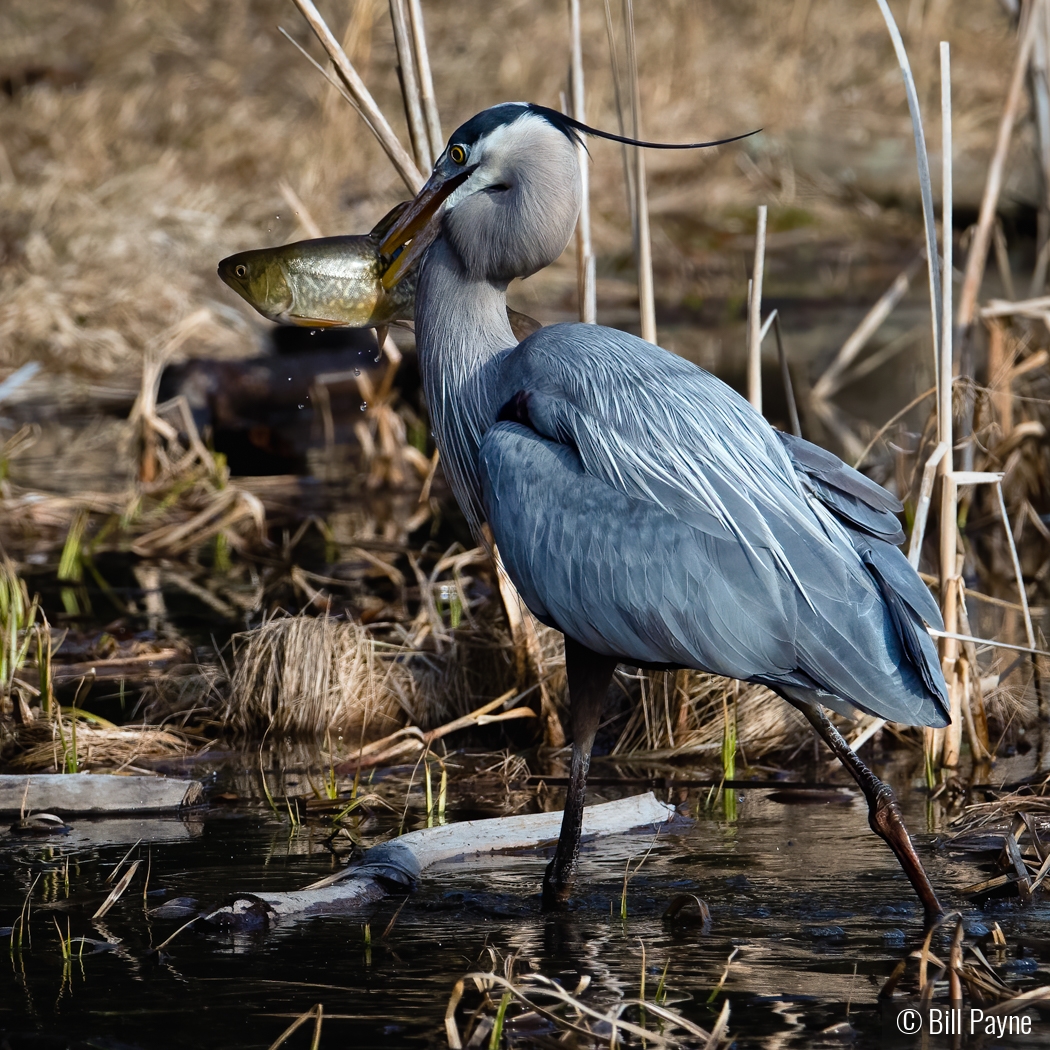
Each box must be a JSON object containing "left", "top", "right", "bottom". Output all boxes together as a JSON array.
[
  {"left": 869, "top": 783, "right": 944, "bottom": 927},
  {"left": 796, "top": 701, "right": 944, "bottom": 927},
  {"left": 541, "top": 855, "right": 575, "bottom": 911}
]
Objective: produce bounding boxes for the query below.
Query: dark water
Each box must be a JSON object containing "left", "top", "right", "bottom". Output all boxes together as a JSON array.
[{"left": 3, "top": 761, "right": 1050, "bottom": 1050}]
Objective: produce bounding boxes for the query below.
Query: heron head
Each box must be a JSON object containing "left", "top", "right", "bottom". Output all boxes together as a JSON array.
[{"left": 382, "top": 103, "right": 582, "bottom": 288}]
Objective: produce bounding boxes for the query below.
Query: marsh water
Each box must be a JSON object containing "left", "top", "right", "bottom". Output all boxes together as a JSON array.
[{"left": 3, "top": 748, "right": 1050, "bottom": 1050}]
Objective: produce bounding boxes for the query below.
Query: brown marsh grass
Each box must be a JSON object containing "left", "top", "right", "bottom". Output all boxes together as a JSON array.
[
  {"left": 0, "top": 0, "right": 1025, "bottom": 385},
  {"left": 3, "top": 715, "right": 192, "bottom": 773},
  {"left": 223, "top": 613, "right": 410, "bottom": 738}
]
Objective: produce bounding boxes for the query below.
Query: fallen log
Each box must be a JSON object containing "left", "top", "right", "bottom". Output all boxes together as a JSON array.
[
  {"left": 0, "top": 773, "right": 203, "bottom": 815},
  {"left": 203, "top": 792, "right": 677, "bottom": 928}
]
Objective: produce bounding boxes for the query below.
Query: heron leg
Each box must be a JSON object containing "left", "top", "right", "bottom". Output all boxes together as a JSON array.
[
  {"left": 797, "top": 702, "right": 944, "bottom": 926},
  {"left": 541, "top": 637, "right": 618, "bottom": 910}
]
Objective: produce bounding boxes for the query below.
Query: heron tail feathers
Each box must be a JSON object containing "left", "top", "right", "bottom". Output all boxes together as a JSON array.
[{"left": 860, "top": 546, "right": 950, "bottom": 727}]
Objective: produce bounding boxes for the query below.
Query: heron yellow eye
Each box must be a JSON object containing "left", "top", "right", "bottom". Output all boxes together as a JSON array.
[
  {"left": 449, "top": 144, "right": 467, "bottom": 165},
  {"left": 234, "top": 264, "right": 248, "bottom": 278}
]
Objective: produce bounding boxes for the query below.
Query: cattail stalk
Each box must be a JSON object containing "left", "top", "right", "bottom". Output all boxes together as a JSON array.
[
  {"left": 957, "top": 1, "right": 1042, "bottom": 332},
  {"left": 290, "top": 0, "right": 424, "bottom": 192},
  {"left": 406, "top": 0, "right": 443, "bottom": 161},
  {"left": 389, "top": 0, "right": 431, "bottom": 172},
  {"left": 939, "top": 41, "right": 962, "bottom": 769}
]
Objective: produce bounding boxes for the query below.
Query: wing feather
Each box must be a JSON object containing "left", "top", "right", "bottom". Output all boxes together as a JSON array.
[{"left": 775, "top": 431, "right": 906, "bottom": 545}]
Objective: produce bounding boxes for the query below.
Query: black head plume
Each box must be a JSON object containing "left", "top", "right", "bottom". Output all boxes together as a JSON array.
[{"left": 526, "top": 103, "right": 759, "bottom": 151}]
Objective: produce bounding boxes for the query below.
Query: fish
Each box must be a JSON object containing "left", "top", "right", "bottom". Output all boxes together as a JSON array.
[
  {"left": 217, "top": 202, "right": 415, "bottom": 328},
  {"left": 218, "top": 200, "right": 542, "bottom": 340}
]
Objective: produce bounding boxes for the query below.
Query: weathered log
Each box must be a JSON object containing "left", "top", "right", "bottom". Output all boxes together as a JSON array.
[
  {"left": 0, "top": 773, "right": 202, "bottom": 815},
  {"left": 203, "top": 792, "right": 677, "bottom": 927}
]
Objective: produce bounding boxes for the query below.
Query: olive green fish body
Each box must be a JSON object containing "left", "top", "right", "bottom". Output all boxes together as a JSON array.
[{"left": 218, "top": 234, "right": 415, "bottom": 328}]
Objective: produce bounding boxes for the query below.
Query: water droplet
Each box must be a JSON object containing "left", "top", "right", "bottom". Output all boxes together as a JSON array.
[
  {"left": 360, "top": 401, "right": 368, "bottom": 411},
  {"left": 354, "top": 368, "right": 360, "bottom": 376},
  {"left": 298, "top": 404, "right": 304, "bottom": 409}
]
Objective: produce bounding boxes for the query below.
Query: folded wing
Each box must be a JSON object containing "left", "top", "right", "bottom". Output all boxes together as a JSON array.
[{"left": 484, "top": 324, "right": 949, "bottom": 727}]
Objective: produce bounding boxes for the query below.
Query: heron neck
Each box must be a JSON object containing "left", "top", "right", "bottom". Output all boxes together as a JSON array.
[{"left": 415, "top": 236, "right": 515, "bottom": 534}]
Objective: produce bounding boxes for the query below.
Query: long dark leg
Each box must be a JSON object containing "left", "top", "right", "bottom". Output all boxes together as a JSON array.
[
  {"left": 542, "top": 637, "right": 618, "bottom": 910},
  {"left": 797, "top": 702, "right": 944, "bottom": 926}
]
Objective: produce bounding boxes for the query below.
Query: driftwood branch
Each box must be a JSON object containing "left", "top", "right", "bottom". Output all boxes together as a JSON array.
[
  {"left": 0, "top": 773, "right": 202, "bottom": 814},
  {"left": 203, "top": 793, "right": 677, "bottom": 926}
]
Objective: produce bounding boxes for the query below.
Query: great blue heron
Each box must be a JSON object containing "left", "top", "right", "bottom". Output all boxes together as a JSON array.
[{"left": 380, "top": 102, "right": 949, "bottom": 923}]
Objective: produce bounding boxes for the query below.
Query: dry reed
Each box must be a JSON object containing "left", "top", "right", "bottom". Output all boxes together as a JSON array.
[
  {"left": 3, "top": 717, "right": 192, "bottom": 773},
  {"left": 223, "top": 614, "right": 409, "bottom": 738},
  {"left": 445, "top": 947, "right": 730, "bottom": 1050},
  {"left": 612, "top": 671, "right": 799, "bottom": 761},
  {"left": 1, "top": 0, "right": 1045, "bottom": 773}
]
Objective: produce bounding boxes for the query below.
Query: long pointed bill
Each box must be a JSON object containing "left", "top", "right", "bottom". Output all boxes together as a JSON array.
[{"left": 380, "top": 168, "right": 474, "bottom": 289}]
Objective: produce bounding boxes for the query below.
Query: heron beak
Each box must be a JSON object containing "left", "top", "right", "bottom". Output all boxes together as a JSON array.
[{"left": 380, "top": 168, "right": 474, "bottom": 289}]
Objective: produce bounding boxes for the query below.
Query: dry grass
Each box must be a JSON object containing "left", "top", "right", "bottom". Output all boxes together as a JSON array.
[
  {"left": 3, "top": 716, "right": 192, "bottom": 773},
  {"left": 0, "top": 0, "right": 1023, "bottom": 386},
  {"left": 220, "top": 605, "right": 519, "bottom": 740},
  {"left": 613, "top": 671, "right": 800, "bottom": 760},
  {"left": 0, "top": 0, "right": 1044, "bottom": 769},
  {"left": 877, "top": 910, "right": 1050, "bottom": 1013},
  {"left": 223, "top": 614, "right": 410, "bottom": 739},
  {"left": 445, "top": 946, "right": 730, "bottom": 1049}
]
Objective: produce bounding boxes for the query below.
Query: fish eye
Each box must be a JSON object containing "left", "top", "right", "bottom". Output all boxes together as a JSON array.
[
  {"left": 234, "top": 264, "right": 248, "bottom": 278},
  {"left": 449, "top": 144, "right": 467, "bottom": 165}
]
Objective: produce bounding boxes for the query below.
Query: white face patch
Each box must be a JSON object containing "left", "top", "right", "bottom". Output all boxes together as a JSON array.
[{"left": 441, "top": 111, "right": 569, "bottom": 213}]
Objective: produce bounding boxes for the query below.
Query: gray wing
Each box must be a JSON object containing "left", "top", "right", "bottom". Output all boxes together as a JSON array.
[
  {"left": 485, "top": 324, "right": 949, "bottom": 727},
  {"left": 775, "top": 431, "right": 906, "bottom": 545}
]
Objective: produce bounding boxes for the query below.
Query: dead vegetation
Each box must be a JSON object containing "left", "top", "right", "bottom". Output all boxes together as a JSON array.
[
  {"left": 222, "top": 613, "right": 410, "bottom": 738},
  {"left": 878, "top": 910, "right": 1050, "bottom": 1016},
  {"left": 0, "top": 0, "right": 1028, "bottom": 385},
  {"left": 445, "top": 947, "right": 731, "bottom": 1050},
  {"left": 3, "top": 717, "right": 193, "bottom": 774}
]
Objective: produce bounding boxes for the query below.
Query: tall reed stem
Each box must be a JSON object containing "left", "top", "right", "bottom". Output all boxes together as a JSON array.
[
  {"left": 290, "top": 0, "right": 424, "bottom": 192},
  {"left": 938, "top": 41, "right": 962, "bottom": 769},
  {"left": 748, "top": 205, "right": 767, "bottom": 413},
  {"left": 602, "top": 0, "right": 636, "bottom": 236},
  {"left": 389, "top": 0, "right": 431, "bottom": 171},
  {"left": 569, "top": 0, "right": 596, "bottom": 324},
  {"left": 957, "top": 1, "right": 1042, "bottom": 332},
  {"left": 875, "top": 0, "right": 942, "bottom": 388},
  {"left": 623, "top": 0, "right": 656, "bottom": 344},
  {"left": 406, "top": 0, "right": 443, "bottom": 160}
]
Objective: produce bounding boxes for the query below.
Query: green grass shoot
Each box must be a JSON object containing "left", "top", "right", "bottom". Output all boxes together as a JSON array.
[
  {"left": 721, "top": 691, "right": 738, "bottom": 822},
  {"left": 488, "top": 991, "right": 511, "bottom": 1050}
]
